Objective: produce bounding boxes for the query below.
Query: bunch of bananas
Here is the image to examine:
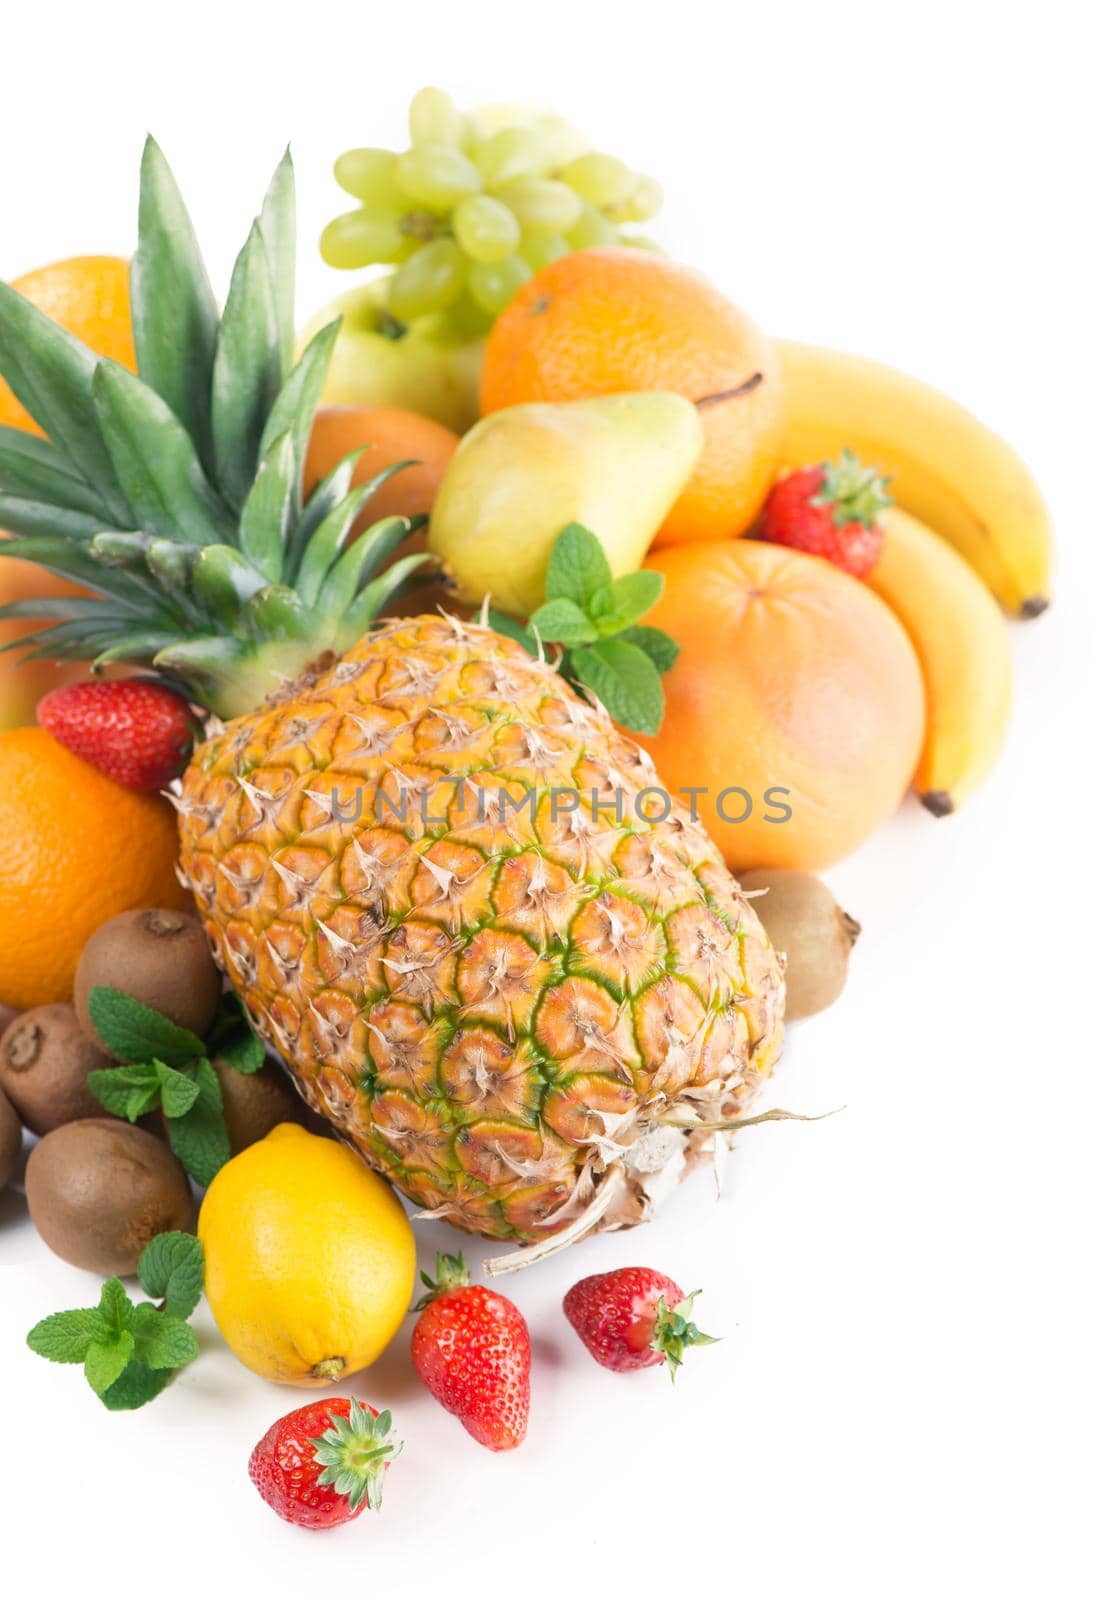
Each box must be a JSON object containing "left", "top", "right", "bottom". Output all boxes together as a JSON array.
[{"left": 775, "top": 341, "right": 1052, "bottom": 815}]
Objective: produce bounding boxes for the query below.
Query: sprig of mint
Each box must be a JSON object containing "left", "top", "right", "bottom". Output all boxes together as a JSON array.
[
  {"left": 484, "top": 524, "right": 680, "bottom": 734},
  {"left": 86, "top": 987, "right": 265, "bottom": 1186},
  {"left": 26, "top": 1232, "right": 204, "bottom": 1410}
]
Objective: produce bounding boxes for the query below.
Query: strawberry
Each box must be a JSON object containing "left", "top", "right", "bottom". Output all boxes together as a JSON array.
[
  {"left": 411, "top": 1252, "right": 530, "bottom": 1451},
  {"left": 759, "top": 450, "right": 890, "bottom": 577},
  {"left": 248, "top": 1396, "right": 400, "bottom": 1531},
  {"left": 563, "top": 1266, "right": 717, "bottom": 1379},
  {"left": 37, "top": 677, "right": 201, "bottom": 792}
]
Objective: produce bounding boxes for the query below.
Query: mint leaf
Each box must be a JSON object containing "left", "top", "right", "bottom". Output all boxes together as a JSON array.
[
  {"left": 87, "top": 986, "right": 206, "bottom": 1066},
  {"left": 483, "top": 609, "right": 537, "bottom": 653},
  {"left": 88, "top": 1061, "right": 162, "bottom": 1122},
  {"left": 530, "top": 597, "right": 599, "bottom": 646},
  {"left": 165, "top": 1057, "right": 229, "bottom": 1185},
  {"left": 570, "top": 639, "right": 666, "bottom": 734},
  {"left": 27, "top": 1307, "right": 104, "bottom": 1363},
  {"left": 545, "top": 523, "right": 612, "bottom": 609},
  {"left": 156, "top": 1060, "right": 202, "bottom": 1118},
  {"left": 615, "top": 624, "right": 680, "bottom": 673},
  {"left": 100, "top": 1360, "right": 171, "bottom": 1411},
  {"left": 85, "top": 1329, "right": 135, "bottom": 1395},
  {"left": 98, "top": 1277, "right": 135, "bottom": 1335},
  {"left": 131, "top": 1304, "right": 199, "bottom": 1370},
  {"left": 589, "top": 569, "right": 664, "bottom": 634},
  {"left": 137, "top": 1231, "right": 205, "bottom": 1318},
  {"left": 206, "top": 994, "right": 265, "bottom": 1075}
]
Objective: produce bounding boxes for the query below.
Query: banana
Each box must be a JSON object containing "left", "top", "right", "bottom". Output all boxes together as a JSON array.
[
  {"left": 865, "top": 507, "right": 1013, "bottom": 815},
  {"left": 776, "top": 340, "right": 1054, "bottom": 618}
]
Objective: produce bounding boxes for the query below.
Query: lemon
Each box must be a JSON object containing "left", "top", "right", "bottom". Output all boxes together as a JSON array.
[{"left": 198, "top": 1124, "right": 416, "bottom": 1386}]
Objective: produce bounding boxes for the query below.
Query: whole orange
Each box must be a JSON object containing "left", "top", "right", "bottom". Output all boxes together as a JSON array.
[
  {"left": 480, "top": 249, "right": 785, "bottom": 546},
  {"left": 634, "top": 541, "right": 925, "bottom": 870},
  {"left": 0, "top": 256, "right": 135, "bottom": 434},
  {"left": 0, "top": 728, "right": 188, "bottom": 1009}
]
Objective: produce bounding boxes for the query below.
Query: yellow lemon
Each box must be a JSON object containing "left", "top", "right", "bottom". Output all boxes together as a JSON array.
[{"left": 198, "top": 1124, "right": 416, "bottom": 1386}]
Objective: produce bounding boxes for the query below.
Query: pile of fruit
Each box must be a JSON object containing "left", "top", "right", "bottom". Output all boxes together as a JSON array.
[{"left": 0, "top": 87, "right": 1051, "bottom": 1528}]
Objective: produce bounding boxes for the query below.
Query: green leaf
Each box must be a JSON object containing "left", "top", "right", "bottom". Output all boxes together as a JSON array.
[
  {"left": 290, "top": 437, "right": 360, "bottom": 579},
  {"left": 237, "top": 430, "right": 296, "bottom": 583},
  {"left": 530, "top": 596, "right": 599, "bottom": 646},
  {"left": 100, "top": 1359, "right": 171, "bottom": 1411},
  {"left": 259, "top": 149, "right": 297, "bottom": 373},
  {"left": 296, "top": 467, "right": 412, "bottom": 608},
  {"left": 87, "top": 1062, "right": 163, "bottom": 1123},
  {"left": 569, "top": 638, "right": 666, "bottom": 734},
  {"left": 137, "top": 1231, "right": 205, "bottom": 1319},
  {"left": 208, "top": 996, "right": 266, "bottom": 1076},
  {"left": 0, "top": 427, "right": 114, "bottom": 517},
  {"left": 131, "top": 1303, "right": 200, "bottom": 1370},
  {"left": 86, "top": 986, "right": 206, "bottom": 1067},
  {"left": 314, "top": 512, "right": 413, "bottom": 621},
  {"left": 0, "top": 282, "right": 129, "bottom": 519},
  {"left": 98, "top": 1277, "right": 134, "bottom": 1333},
  {"left": 337, "top": 551, "right": 432, "bottom": 644},
  {"left": 191, "top": 544, "right": 269, "bottom": 628},
  {"left": 545, "top": 522, "right": 612, "bottom": 608},
  {"left": 589, "top": 568, "right": 664, "bottom": 634},
  {"left": 85, "top": 1330, "right": 135, "bottom": 1396},
  {"left": 0, "top": 535, "right": 162, "bottom": 613},
  {"left": 165, "top": 1058, "right": 229, "bottom": 1186},
  {"left": 156, "top": 1061, "right": 202, "bottom": 1119},
  {"left": 0, "top": 494, "right": 118, "bottom": 543},
  {"left": 27, "top": 1307, "right": 104, "bottom": 1364},
  {"left": 615, "top": 623, "right": 680, "bottom": 673},
  {"left": 212, "top": 221, "right": 281, "bottom": 508},
  {"left": 244, "top": 585, "right": 313, "bottom": 642},
  {"left": 132, "top": 136, "right": 219, "bottom": 473},
  {"left": 92, "top": 360, "right": 233, "bottom": 545},
  {"left": 482, "top": 609, "right": 538, "bottom": 653}
]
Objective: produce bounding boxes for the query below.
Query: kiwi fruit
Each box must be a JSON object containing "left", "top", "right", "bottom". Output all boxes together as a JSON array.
[
  {"left": 25, "top": 1119, "right": 194, "bottom": 1275},
  {"left": 75, "top": 908, "right": 222, "bottom": 1047},
  {"left": 0, "top": 1003, "right": 19, "bottom": 1036},
  {"left": 0, "top": 1087, "right": 22, "bottom": 1191},
  {"left": 0, "top": 1004, "right": 111, "bottom": 1135},
  {"left": 735, "top": 868, "right": 861, "bottom": 1022},
  {"left": 213, "top": 1058, "right": 319, "bottom": 1154}
]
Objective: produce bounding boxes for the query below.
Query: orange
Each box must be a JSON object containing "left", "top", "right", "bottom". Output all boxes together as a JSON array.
[
  {"left": 480, "top": 248, "right": 785, "bottom": 547},
  {"left": 0, "top": 256, "right": 135, "bottom": 434},
  {"left": 633, "top": 541, "right": 925, "bottom": 871},
  {"left": 0, "top": 727, "right": 189, "bottom": 1009}
]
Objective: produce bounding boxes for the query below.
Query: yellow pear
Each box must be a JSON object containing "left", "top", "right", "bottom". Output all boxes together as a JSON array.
[{"left": 428, "top": 392, "right": 703, "bottom": 613}]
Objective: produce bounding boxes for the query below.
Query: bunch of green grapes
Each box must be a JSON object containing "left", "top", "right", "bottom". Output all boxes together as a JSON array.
[{"left": 321, "top": 87, "right": 663, "bottom": 332}]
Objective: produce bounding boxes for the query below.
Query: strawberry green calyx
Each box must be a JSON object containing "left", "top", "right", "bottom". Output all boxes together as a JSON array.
[
  {"left": 814, "top": 449, "right": 892, "bottom": 529},
  {"left": 412, "top": 1250, "right": 471, "bottom": 1311},
  {"left": 650, "top": 1291, "right": 718, "bottom": 1381},
  {"left": 312, "top": 1401, "right": 401, "bottom": 1513}
]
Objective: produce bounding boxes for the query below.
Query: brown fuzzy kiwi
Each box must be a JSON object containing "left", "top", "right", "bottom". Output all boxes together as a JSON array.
[
  {"left": 213, "top": 1058, "right": 321, "bottom": 1154},
  {"left": 25, "top": 1119, "right": 194, "bottom": 1276},
  {"left": 74, "top": 908, "right": 222, "bottom": 1048},
  {"left": 734, "top": 868, "right": 861, "bottom": 1022},
  {"left": 0, "top": 1086, "right": 22, "bottom": 1191},
  {"left": 0, "top": 1005, "right": 110, "bottom": 1135}
]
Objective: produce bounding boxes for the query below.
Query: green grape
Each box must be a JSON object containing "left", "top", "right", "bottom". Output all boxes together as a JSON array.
[
  {"left": 618, "top": 233, "right": 665, "bottom": 253},
  {"left": 453, "top": 194, "right": 521, "bottom": 262},
  {"left": 611, "top": 173, "right": 664, "bottom": 223},
  {"left": 438, "top": 290, "right": 494, "bottom": 341},
  {"left": 467, "top": 255, "right": 532, "bottom": 317},
  {"left": 408, "top": 86, "right": 466, "bottom": 148},
  {"left": 472, "top": 126, "right": 547, "bottom": 188},
  {"left": 534, "top": 113, "right": 589, "bottom": 170},
  {"left": 395, "top": 144, "right": 481, "bottom": 211},
  {"left": 333, "top": 147, "right": 403, "bottom": 206},
  {"left": 521, "top": 232, "right": 570, "bottom": 272},
  {"left": 320, "top": 208, "right": 410, "bottom": 269},
  {"left": 561, "top": 151, "right": 635, "bottom": 210},
  {"left": 497, "top": 177, "right": 582, "bottom": 234},
  {"left": 565, "top": 204, "right": 619, "bottom": 251},
  {"left": 388, "top": 238, "right": 468, "bottom": 320}
]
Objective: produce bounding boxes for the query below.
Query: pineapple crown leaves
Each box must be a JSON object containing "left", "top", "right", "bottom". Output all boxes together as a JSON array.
[
  {"left": 650, "top": 1290, "right": 718, "bottom": 1382},
  {"left": 814, "top": 448, "right": 892, "bottom": 529},
  {"left": 312, "top": 1401, "right": 402, "bottom": 1513},
  {"left": 412, "top": 1249, "right": 471, "bottom": 1310},
  {"left": 0, "top": 140, "right": 430, "bottom": 718},
  {"left": 483, "top": 523, "right": 680, "bottom": 734}
]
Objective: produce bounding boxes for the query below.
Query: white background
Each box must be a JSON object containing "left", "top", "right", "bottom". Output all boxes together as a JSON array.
[{"left": 2, "top": 2, "right": 1113, "bottom": 1595}]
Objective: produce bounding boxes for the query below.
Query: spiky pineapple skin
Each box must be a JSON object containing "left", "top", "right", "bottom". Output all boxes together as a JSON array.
[{"left": 178, "top": 616, "right": 784, "bottom": 1242}]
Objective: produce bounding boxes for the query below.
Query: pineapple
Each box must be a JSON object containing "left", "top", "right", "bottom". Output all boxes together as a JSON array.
[{"left": 0, "top": 143, "right": 784, "bottom": 1254}]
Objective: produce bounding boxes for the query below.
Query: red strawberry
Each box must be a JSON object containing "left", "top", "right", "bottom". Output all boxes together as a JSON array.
[
  {"left": 563, "top": 1267, "right": 717, "bottom": 1379},
  {"left": 37, "top": 677, "right": 201, "bottom": 791},
  {"left": 759, "top": 450, "right": 890, "bottom": 577},
  {"left": 248, "top": 1396, "right": 400, "bottom": 1531},
  {"left": 411, "top": 1252, "right": 530, "bottom": 1451}
]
